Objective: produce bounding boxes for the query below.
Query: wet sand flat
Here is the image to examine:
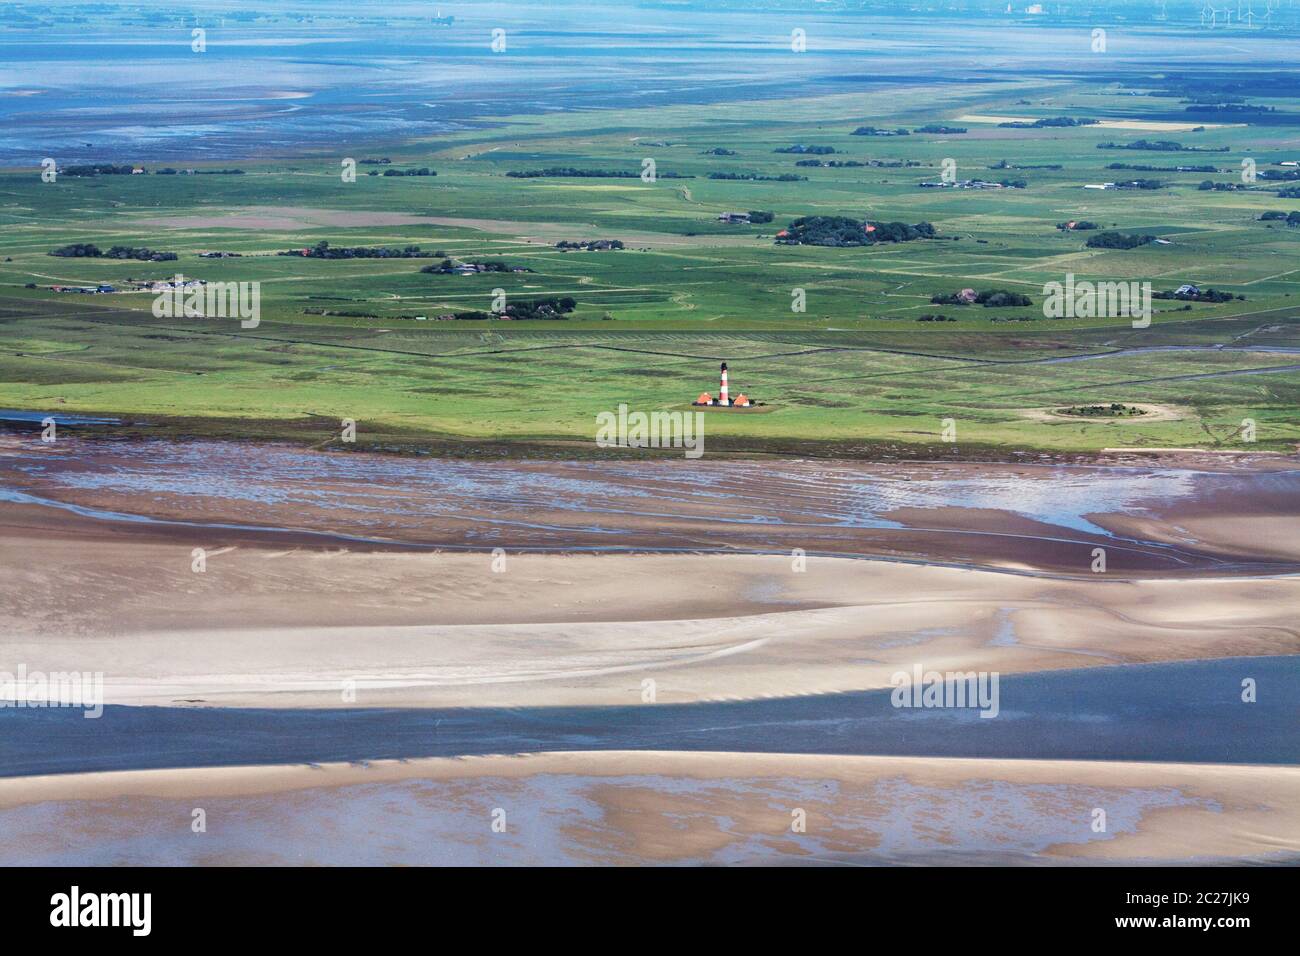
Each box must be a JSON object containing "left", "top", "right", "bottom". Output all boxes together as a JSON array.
[
  {"left": 1, "top": 433, "right": 1296, "bottom": 866},
  {"left": 2, "top": 434, "right": 1296, "bottom": 711},
  {"left": 2, "top": 538, "right": 1297, "bottom": 709},
  {"left": 3, "top": 435, "right": 1298, "bottom": 575},
  {"left": 0, "top": 752, "right": 1295, "bottom": 866}
]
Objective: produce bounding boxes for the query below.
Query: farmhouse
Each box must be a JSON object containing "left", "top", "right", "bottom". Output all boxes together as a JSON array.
[{"left": 919, "top": 179, "right": 1006, "bottom": 190}]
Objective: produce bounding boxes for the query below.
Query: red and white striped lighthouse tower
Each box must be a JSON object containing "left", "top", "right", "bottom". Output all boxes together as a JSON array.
[{"left": 693, "top": 360, "right": 753, "bottom": 407}]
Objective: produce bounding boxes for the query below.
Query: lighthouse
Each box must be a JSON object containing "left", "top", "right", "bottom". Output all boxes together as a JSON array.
[{"left": 692, "top": 360, "right": 755, "bottom": 407}]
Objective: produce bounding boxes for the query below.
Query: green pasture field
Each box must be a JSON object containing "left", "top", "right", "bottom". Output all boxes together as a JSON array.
[{"left": 1, "top": 77, "right": 1298, "bottom": 456}]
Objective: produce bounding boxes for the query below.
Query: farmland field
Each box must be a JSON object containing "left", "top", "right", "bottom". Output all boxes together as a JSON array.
[{"left": 3, "top": 11, "right": 1299, "bottom": 455}]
